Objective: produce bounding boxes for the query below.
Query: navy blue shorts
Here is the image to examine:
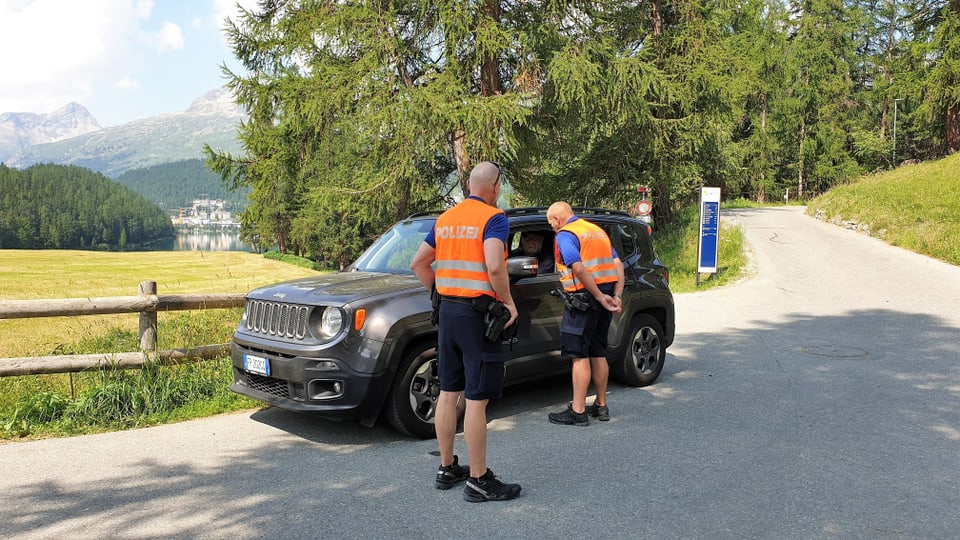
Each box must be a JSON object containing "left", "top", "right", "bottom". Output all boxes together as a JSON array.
[
  {"left": 560, "top": 301, "right": 613, "bottom": 359},
  {"left": 437, "top": 301, "right": 507, "bottom": 400}
]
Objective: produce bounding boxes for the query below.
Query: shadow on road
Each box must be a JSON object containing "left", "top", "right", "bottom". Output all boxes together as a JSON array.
[{"left": 245, "top": 372, "right": 574, "bottom": 445}]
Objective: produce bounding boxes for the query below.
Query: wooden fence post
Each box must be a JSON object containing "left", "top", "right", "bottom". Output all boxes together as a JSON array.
[{"left": 139, "top": 280, "right": 158, "bottom": 353}]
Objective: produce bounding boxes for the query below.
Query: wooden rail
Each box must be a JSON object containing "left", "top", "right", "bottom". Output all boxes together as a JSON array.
[{"left": 0, "top": 280, "right": 245, "bottom": 377}]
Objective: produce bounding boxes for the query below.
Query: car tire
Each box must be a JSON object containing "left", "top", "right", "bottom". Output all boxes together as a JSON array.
[
  {"left": 383, "top": 341, "right": 465, "bottom": 439},
  {"left": 611, "top": 313, "right": 665, "bottom": 387}
]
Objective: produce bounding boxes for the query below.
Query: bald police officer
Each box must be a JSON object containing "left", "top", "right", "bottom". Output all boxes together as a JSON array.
[
  {"left": 546, "top": 201, "right": 625, "bottom": 426},
  {"left": 410, "top": 161, "right": 522, "bottom": 502}
]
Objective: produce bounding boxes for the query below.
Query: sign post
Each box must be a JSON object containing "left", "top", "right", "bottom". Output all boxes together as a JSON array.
[
  {"left": 635, "top": 186, "right": 652, "bottom": 225},
  {"left": 697, "top": 187, "right": 721, "bottom": 287}
]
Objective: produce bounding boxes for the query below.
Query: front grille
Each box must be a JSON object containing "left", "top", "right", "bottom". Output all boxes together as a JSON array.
[
  {"left": 245, "top": 300, "right": 310, "bottom": 340},
  {"left": 241, "top": 371, "right": 305, "bottom": 401}
]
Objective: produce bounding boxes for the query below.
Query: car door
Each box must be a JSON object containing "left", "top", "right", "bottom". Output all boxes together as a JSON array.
[{"left": 504, "top": 228, "right": 565, "bottom": 381}]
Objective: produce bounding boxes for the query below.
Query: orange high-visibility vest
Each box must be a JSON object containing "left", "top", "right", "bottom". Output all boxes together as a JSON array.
[
  {"left": 434, "top": 198, "right": 505, "bottom": 299},
  {"left": 555, "top": 218, "right": 618, "bottom": 292}
]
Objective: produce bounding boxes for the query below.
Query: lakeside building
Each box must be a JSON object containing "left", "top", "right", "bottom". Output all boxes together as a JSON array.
[{"left": 170, "top": 198, "right": 240, "bottom": 228}]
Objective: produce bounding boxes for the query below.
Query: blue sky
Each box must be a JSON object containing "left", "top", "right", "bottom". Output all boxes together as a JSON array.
[{"left": 0, "top": 0, "right": 255, "bottom": 127}]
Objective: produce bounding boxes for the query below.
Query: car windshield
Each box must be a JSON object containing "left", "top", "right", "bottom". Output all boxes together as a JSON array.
[{"left": 348, "top": 217, "right": 436, "bottom": 274}]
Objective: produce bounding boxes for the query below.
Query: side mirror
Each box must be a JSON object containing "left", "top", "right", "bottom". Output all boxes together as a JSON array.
[{"left": 507, "top": 256, "right": 538, "bottom": 279}]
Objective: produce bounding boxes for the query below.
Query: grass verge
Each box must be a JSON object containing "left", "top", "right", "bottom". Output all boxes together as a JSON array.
[
  {"left": 654, "top": 204, "right": 748, "bottom": 294},
  {"left": 806, "top": 152, "right": 960, "bottom": 266},
  {"left": 0, "top": 251, "right": 318, "bottom": 441}
]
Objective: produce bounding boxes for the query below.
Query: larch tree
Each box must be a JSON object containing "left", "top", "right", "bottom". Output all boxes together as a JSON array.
[{"left": 206, "top": 0, "right": 539, "bottom": 265}]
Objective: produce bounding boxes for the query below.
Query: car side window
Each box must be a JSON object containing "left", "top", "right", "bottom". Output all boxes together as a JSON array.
[
  {"left": 599, "top": 223, "right": 630, "bottom": 261},
  {"left": 508, "top": 231, "right": 522, "bottom": 254},
  {"left": 616, "top": 224, "right": 637, "bottom": 259}
]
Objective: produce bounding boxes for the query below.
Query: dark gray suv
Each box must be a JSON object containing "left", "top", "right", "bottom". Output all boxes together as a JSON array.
[{"left": 231, "top": 207, "right": 675, "bottom": 438}]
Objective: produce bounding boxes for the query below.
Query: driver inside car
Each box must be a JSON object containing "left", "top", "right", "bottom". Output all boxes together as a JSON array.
[{"left": 511, "top": 231, "right": 555, "bottom": 274}]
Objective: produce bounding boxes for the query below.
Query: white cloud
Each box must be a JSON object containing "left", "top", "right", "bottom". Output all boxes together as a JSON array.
[
  {"left": 0, "top": 0, "right": 247, "bottom": 123},
  {"left": 0, "top": 0, "right": 144, "bottom": 114},
  {"left": 114, "top": 75, "right": 141, "bottom": 91},
  {"left": 139, "top": 21, "right": 185, "bottom": 53},
  {"left": 134, "top": 0, "right": 153, "bottom": 19}
]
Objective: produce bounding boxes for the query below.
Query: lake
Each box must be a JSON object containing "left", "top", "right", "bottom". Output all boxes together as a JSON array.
[{"left": 153, "top": 229, "right": 255, "bottom": 252}]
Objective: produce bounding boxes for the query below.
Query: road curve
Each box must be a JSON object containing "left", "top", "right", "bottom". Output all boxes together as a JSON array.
[{"left": 2, "top": 206, "right": 958, "bottom": 539}]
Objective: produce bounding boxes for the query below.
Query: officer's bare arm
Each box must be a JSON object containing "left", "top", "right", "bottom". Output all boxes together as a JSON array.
[
  {"left": 410, "top": 242, "right": 436, "bottom": 290},
  {"left": 570, "top": 261, "right": 606, "bottom": 301}
]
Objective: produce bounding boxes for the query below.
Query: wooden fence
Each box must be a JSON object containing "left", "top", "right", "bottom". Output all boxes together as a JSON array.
[{"left": 0, "top": 280, "right": 245, "bottom": 377}]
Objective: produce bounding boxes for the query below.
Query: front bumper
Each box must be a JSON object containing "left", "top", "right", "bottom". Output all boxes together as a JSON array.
[{"left": 230, "top": 341, "right": 392, "bottom": 421}]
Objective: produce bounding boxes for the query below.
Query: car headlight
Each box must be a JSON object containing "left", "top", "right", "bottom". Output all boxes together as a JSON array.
[{"left": 318, "top": 307, "right": 345, "bottom": 339}]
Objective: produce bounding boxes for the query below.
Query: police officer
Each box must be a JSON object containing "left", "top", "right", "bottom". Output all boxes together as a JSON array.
[
  {"left": 410, "top": 161, "right": 521, "bottom": 502},
  {"left": 546, "top": 201, "right": 625, "bottom": 426}
]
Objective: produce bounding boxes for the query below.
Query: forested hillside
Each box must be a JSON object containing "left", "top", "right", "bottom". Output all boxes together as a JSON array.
[
  {"left": 114, "top": 159, "right": 248, "bottom": 210},
  {"left": 0, "top": 164, "right": 174, "bottom": 250}
]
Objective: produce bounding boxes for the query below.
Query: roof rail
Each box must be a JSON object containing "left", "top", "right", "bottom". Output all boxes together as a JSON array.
[
  {"left": 408, "top": 206, "right": 631, "bottom": 219},
  {"left": 405, "top": 210, "right": 445, "bottom": 219},
  {"left": 571, "top": 207, "right": 632, "bottom": 218},
  {"left": 506, "top": 206, "right": 631, "bottom": 217},
  {"left": 505, "top": 207, "right": 548, "bottom": 216}
]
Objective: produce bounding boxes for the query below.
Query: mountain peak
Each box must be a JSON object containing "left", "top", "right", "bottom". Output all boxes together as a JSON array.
[
  {"left": 0, "top": 102, "right": 101, "bottom": 161},
  {"left": 186, "top": 86, "right": 244, "bottom": 116},
  {"left": 55, "top": 101, "right": 88, "bottom": 114},
  {"left": 4, "top": 87, "right": 245, "bottom": 176}
]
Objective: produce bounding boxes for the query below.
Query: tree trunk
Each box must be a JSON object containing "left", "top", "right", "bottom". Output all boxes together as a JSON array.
[
  {"left": 651, "top": 0, "right": 663, "bottom": 37},
  {"left": 757, "top": 92, "right": 767, "bottom": 204},
  {"left": 452, "top": 0, "right": 502, "bottom": 194},
  {"left": 798, "top": 122, "right": 806, "bottom": 199},
  {"left": 480, "top": 0, "right": 501, "bottom": 97},
  {"left": 395, "top": 175, "right": 412, "bottom": 220},
  {"left": 453, "top": 128, "right": 471, "bottom": 196},
  {"left": 946, "top": 105, "right": 960, "bottom": 154},
  {"left": 880, "top": 9, "right": 896, "bottom": 140},
  {"left": 946, "top": 0, "right": 960, "bottom": 153}
]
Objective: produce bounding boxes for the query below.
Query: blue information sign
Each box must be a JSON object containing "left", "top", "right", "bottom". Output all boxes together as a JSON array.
[{"left": 698, "top": 188, "right": 721, "bottom": 274}]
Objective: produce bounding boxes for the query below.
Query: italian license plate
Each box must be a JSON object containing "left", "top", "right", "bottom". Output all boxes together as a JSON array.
[{"left": 244, "top": 353, "right": 271, "bottom": 376}]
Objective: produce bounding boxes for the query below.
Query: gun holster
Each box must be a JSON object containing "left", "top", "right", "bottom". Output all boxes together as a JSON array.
[
  {"left": 430, "top": 286, "right": 440, "bottom": 325},
  {"left": 552, "top": 288, "right": 593, "bottom": 312},
  {"left": 484, "top": 300, "right": 512, "bottom": 343}
]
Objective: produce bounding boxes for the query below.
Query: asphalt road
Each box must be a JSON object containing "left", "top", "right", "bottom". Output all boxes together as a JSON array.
[{"left": 2, "top": 206, "right": 959, "bottom": 539}]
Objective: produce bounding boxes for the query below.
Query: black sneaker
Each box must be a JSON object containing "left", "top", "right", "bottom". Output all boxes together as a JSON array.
[
  {"left": 463, "top": 469, "right": 522, "bottom": 502},
  {"left": 548, "top": 405, "right": 590, "bottom": 426},
  {"left": 586, "top": 402, "right": 610, "bottom": 421},
  {"left": 435, "top": 455, "right": 470, "bottom": 490}
]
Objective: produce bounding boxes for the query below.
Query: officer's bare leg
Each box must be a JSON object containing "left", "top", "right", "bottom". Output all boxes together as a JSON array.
[
  {"left": 589, "top": 356, "right": 609, "bottom": 407},
  {"left": 464, "top": 398, "right": 489, "bottom": 478},
  {"left": 435, "top": 390, "right": 460, "bottom": 466},
  {"left": 570, "top": 357, "right": 591, "bottom": 413}
]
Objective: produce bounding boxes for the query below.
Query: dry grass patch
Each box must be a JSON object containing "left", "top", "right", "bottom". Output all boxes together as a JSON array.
[{"left": 0, "top": 250, "right": 320, "bottom": 358}]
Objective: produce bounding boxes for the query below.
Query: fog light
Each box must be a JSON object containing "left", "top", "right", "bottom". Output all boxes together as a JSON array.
[{"left": 308, "top": 379, "right": 345, "bottom": 400}]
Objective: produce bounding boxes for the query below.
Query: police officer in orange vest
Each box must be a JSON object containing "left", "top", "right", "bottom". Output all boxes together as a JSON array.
[
  {"left": 410, "top": 161, "right": 521, "bottom": 502},
  {"left": 546, "top": 201, "right": 625, "bottom": 426}
]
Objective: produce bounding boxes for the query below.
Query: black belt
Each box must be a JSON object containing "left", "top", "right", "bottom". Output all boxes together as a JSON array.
[
  {"left": 440, "top": 295, "right": 494, "bottom": 313},
  {"left": 441, "top": 295, "right": 477, "bottom": 306}
]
